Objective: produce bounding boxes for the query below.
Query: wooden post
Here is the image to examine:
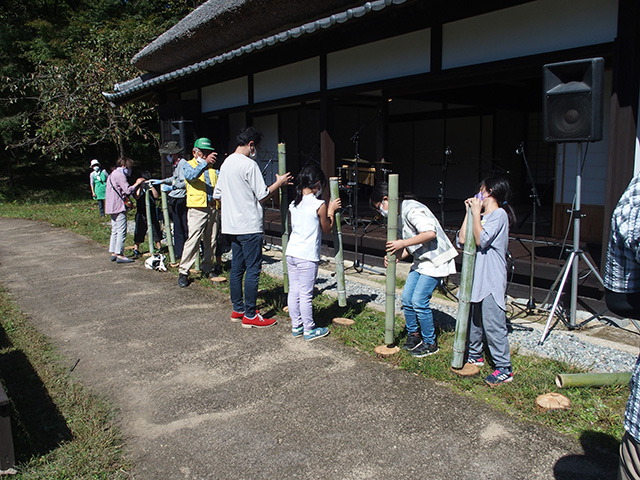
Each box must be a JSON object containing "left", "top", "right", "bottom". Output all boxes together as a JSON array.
[
  {"left": 451, "top": 206, "right": 476, "bottom": 369},
  {"left": 279, "top": 143, "right": 289, "bottom": 293},
  {"left": 330, "top": 177, "right": 346, "bottom": 307},
  {"left": 384, "top": 174, "right": 399, "bottom": 345},
  {"left": 161, "top": 189, "right": 176, "bottom": 264}
]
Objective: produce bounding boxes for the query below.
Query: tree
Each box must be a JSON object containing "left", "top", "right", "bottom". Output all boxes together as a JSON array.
[{"left": 1, "top": 0, "right": 204, "bottom": 165}]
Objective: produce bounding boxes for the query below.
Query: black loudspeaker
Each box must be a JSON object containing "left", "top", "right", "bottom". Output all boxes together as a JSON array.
[{"left": 543, "top": 57, "right": 604, "bottom": 143}]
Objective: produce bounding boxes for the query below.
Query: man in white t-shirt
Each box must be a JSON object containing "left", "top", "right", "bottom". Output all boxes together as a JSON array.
[{"left": 213, "top": 126, "right": 292, "bottom": 328}]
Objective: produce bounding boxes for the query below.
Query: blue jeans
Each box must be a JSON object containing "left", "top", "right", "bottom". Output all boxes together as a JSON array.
[
  {"left": 401, "top": 269, "right": 440, "bottom": 345},
  {"left": 230, "top": 233, "right": 263, "bottom": 317}
]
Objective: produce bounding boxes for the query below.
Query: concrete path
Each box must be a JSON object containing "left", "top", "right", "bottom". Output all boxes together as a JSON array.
[{"left": 0, "top": 217, "right": 618, "bottom": 479}]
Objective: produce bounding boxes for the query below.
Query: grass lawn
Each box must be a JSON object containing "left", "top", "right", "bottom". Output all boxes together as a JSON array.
[{"left": 0, "top": 195, "right": 627, "bottom": 476}]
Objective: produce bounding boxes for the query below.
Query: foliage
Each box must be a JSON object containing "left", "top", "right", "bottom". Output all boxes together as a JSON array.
[{"left": 0, "top": 0, "right": 205, "bottom": 177}]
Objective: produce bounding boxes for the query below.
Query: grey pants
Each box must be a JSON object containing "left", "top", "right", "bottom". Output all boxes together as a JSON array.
[{"left": 469, "top": 294, "right": 511, "bottom": 368}]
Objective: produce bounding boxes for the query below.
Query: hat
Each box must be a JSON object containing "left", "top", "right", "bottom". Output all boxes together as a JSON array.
[
  {"left": 90, "top": 159, "right": 100, "bottom": 167},
  {"left": 159, "top": 141, "right": 183, "bottom": 155},
  {"left": 193, "top": 137, "right": 215, "bottom": 152}
]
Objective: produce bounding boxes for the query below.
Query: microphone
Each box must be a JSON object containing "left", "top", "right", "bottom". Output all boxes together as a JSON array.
[{"left": 516, "top": 142, "right": 524, "bottom": 155}]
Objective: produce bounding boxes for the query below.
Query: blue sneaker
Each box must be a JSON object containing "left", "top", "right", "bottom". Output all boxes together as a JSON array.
[
  {"left": 484, "top": 367, "right": 513, "bottom": 387},
  {"left": 292, "top": 326, "right": 304, "bottom": 337},
  {"left": 303, "top": 327, "right": 329, "bottom": 341}
]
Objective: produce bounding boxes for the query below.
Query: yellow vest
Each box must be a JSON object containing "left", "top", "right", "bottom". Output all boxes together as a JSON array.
[{"left": 185, "top": 157, "right": 218, "bottom": 208}]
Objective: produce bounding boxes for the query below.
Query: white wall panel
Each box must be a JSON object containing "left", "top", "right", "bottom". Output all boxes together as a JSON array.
[
  {"left": 328, "top": 29, "right": 430, "bottom": 90},
  {"left": 254, "top": 58, "right": 319, "bottom": 103},
  {"left": 443, "top": 0, "right": 618, "bottom": 69},
  {"left": 202, "top": 77, "right": 248, "bottom": 113}
]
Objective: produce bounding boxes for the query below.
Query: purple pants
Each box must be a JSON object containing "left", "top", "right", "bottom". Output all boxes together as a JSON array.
[{"left": 286, "top": 256, "right": 318, "bottom": 331}]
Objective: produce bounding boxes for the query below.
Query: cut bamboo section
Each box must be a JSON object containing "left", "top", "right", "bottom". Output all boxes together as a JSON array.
[
  {"left": 145, "top": 187, "right": 154, "bottom": 256},
  {"left": 451, "top": 206, "right": 476, "bottom": 369},
  {"left": 384, "top": 174, "right": 399, "bottom": 346},
  {"left": 329, "top": 177, "right": 347, "bottom": 307},
  {"left": 555, "top": 372, "right": 632, "bottom": 388},
  {"left": 279, "top": 143, "right": 289, "bottom": 294}
]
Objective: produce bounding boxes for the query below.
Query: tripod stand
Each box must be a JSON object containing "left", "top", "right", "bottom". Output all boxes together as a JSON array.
[{"left": 539, "top": 143, "right": 606, "bottom": 344}]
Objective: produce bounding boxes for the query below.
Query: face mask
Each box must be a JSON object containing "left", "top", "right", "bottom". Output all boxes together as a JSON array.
[
  {"left": 475, "top": 191, "right": 485, "bottom": 202},
  {"left": 93, "top": 166, "right": 100, "bottom": 172},
  {"left": 249, "top": 145, "right": 257, "bottom": 159},
  {"left": 166, "top": 154, "right": 173, "bottom": 164},
  {"left": 314, "top": 188, "right": 323, "bottom": 198},
  {"left": 379, "top": 205, "right": 388, "bottom": 217},
  {"left": 122, "top": 167, "right": 131, "bottom": 177}
]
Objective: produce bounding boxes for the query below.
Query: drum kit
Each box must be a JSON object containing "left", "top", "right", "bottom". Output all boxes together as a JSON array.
[{"left": 337, "top": 156, "right": 392, "bottom": 226}]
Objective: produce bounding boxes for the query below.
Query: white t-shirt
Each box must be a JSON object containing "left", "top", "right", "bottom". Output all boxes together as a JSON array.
[
  {"left": 285, "top": 194, "right": 325, "bottom": 262},
  {"left": 213, "top": 152, "right": 269, "bottom": 235}
]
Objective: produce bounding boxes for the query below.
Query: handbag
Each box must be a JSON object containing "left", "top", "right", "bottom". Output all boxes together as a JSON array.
[{"left": 108, "top": 176, "right": 135, "bottom": 212}]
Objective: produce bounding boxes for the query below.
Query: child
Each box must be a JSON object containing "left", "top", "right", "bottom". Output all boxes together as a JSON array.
[
  {"left": 286, "top": 164, "right": 341, "bottom": 341},
  {"left": 457, "top": 176, "right": 516, "bottom": 386},
  {"left": 370, "top": 183, "right": 457, "bottom": 357}
]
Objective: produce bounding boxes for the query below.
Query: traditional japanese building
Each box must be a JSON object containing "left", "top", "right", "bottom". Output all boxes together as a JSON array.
[{"left": 104, "top": 0, "right": 639, "bottom": 252}]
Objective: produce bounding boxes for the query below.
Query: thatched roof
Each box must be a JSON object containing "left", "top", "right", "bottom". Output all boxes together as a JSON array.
[{"left": 133, "top": 0, "right": 366, "bottom": 74}]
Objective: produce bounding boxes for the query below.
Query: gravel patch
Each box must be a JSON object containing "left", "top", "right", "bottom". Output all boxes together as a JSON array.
[{"left": 262, "top": 251, "right": 637, "bottom": 374}]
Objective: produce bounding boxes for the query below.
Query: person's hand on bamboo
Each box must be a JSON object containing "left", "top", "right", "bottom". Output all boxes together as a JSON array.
[
  {"left": 464, "top": 196, "right": 483, "bottom": 217},
  {"left": 275, "top": 172, "right": 293, "bottom": 188},
  {"left": 328, "top": 197, "right": 341, "bottom": 216}
]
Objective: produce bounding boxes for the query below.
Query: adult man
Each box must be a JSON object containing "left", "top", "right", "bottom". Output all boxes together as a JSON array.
[
  {"left": 605, "top": 172, "right": 640, "bottom": 480},
  {"left": 89, "top": 159, "right": 108, "bottom": 217},
  {"left": 213, "top": 126, "right": 292, "bottom": 328},
  {"left": 177, "top": 137, "right": 222, "bottom": 287},
  {"left": 160, "top": 141, "right": 189, "bottom": 258}
]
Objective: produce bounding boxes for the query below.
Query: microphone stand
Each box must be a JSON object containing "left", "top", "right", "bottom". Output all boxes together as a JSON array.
[
  {"left": 439, "top": 146, "right": 451, "bottom": 228},
  {"left": 517, "top": 142, "right": 541, "bottom": 312}
]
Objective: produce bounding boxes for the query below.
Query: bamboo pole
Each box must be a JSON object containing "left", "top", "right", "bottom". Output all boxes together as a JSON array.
[
  {"left": 145, "top": 186, "right": 154, "bottom": 256},
  {"left": 385, "top": 174, "right": 399, "bottom": 345},
  {"left": 451, "top": 206, "right": 477, "bottom": 369},
  {"left": 329, "top": 177, "right": 346, "bottom": 307},
  {"left": 161, "top": 189, "right": 176, "bottom": 264},
  {"left": 556, "top": 372, "right": 631, "bottom": 388},
  {"left": 279, "top": 143, "right": 289, "bottom": 294}
]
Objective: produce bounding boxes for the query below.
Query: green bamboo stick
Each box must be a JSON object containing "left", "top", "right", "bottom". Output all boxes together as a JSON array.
[
  {"left": 556, "top": 372, "right": 632, "bottom": 388},
  {"left": 145, "top": 186, "right": 154, "bottom": 256},
  {"left": 451, "top": 206, "right": 477, "bottom": 369},
  {"left": 160, "top": 189, "right": 176, "bottom": 264},
  {"left": 385, "top": 174, "right": 399, "bottom": 346},
  {"left": 329, "top": 177, "right": 346, "bottom": 307},
  {"left": 278, "top": 143, "right": 289, "bottom": 294}
]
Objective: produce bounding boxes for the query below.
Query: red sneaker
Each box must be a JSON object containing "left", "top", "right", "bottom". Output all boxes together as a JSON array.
[
  {"left": 242, "top": 313, "right": 276, "bottom": 329},
  {"left": 231, "top": 309, "right": 259, "bottom": 322}
]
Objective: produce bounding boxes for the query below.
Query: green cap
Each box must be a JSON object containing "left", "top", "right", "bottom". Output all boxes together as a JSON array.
[{"left": 193, "top": 137, "right": 215, "bottom": 151}]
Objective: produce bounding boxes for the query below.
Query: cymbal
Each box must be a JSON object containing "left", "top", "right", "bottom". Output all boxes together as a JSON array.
[
  {"left": 374, "top": 159, "right": 392, "bottom": 165},
  {"left": 341, "top": 157, "right": 368, "bottom": 164}
]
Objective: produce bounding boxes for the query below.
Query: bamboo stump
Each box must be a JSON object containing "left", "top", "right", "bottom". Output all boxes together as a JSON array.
[
  {"left": 535, "top": 393, "right": 571, "bottom": 412},
  {"left": 451, "top": 364, "right": 480, "bottom": 376},
  {"left": 209, "top": 276, "right": 227, "bottom": 283},
  {"left": 374, "top": 345, "right": 399, "bottom": 357},
  {"left": 332, "top": 317, "right": 355, "bottom": 326}
]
